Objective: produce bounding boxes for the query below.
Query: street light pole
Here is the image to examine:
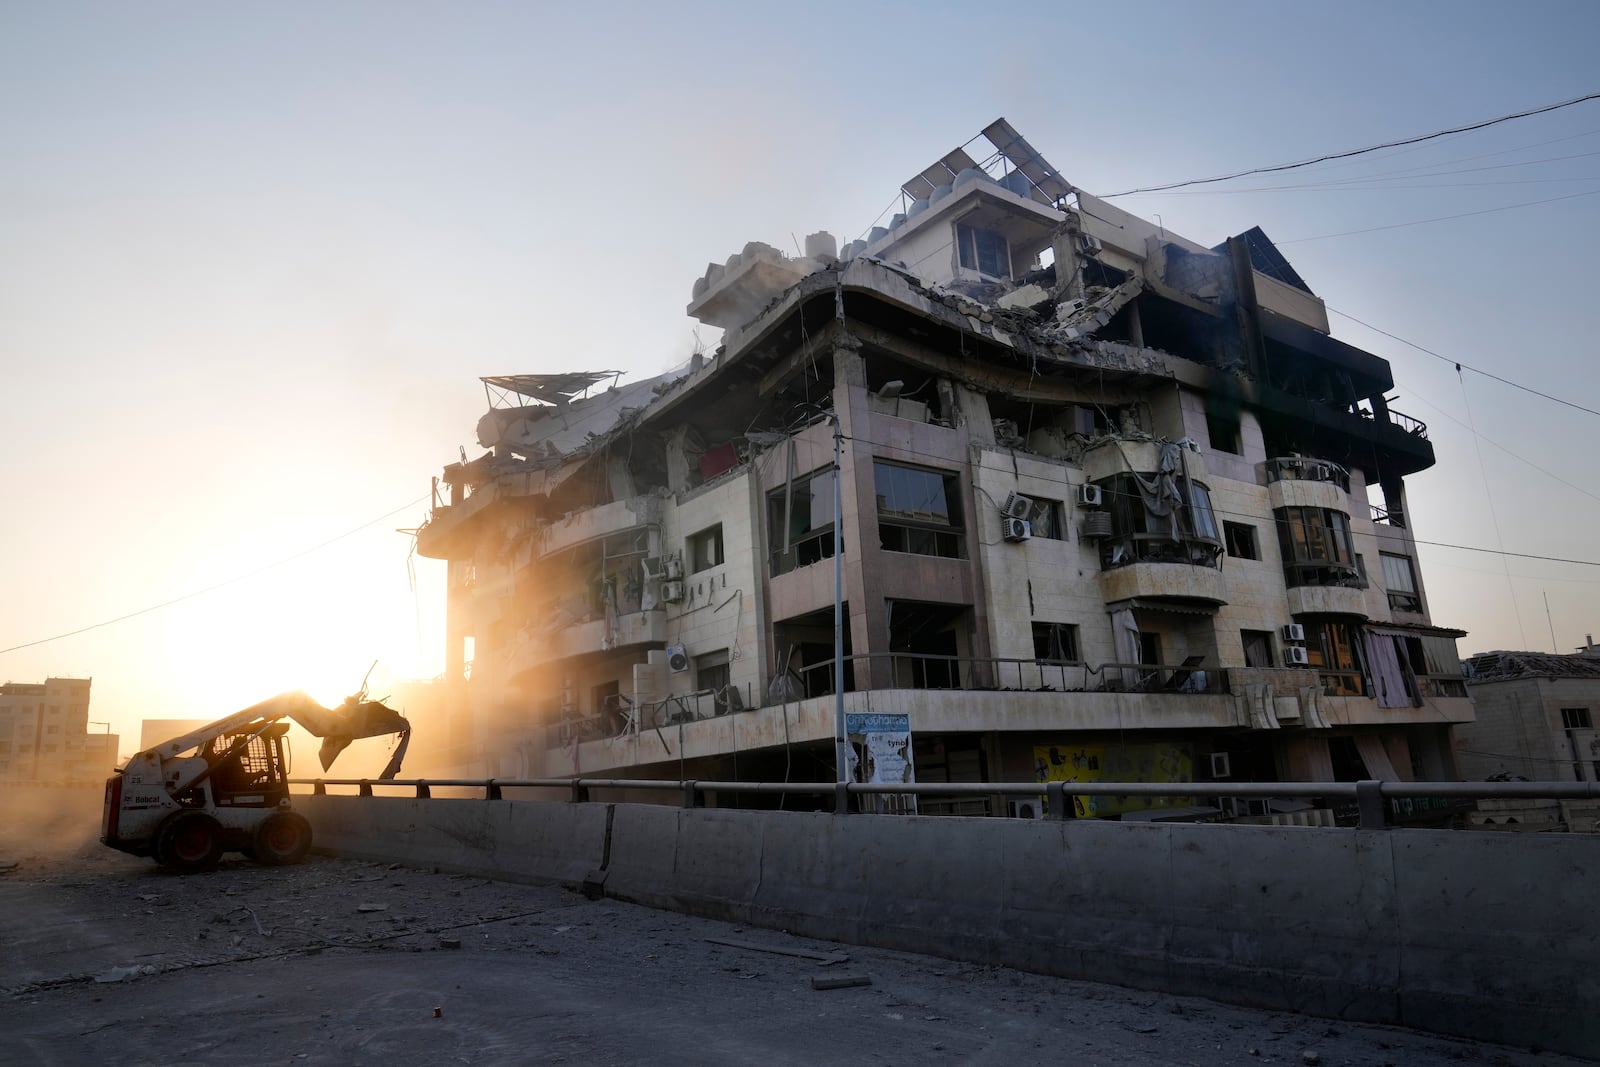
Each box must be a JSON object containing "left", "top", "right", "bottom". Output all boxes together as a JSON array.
[{"left": 832, "top": 411, "right": 849, "bottom": 806}]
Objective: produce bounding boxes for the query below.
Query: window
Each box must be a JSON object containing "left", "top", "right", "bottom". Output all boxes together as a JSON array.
[
  {"left": 1224, "top": 522, "right": 1259, "bottom": 560},
  {"left": 695, "top": 650, "right": 733, "bottom": 714},
  {"left": 1275, "top": 506, "right": 1360, "bottom": 587},
  {"left": 1306, "top": 620, "right": 1366, "bottom": 696},
  {"left": 1032, "top": 622, "right": 1079, "bottom": 663},
  {"left": 689, "top": 524, "right": 724, "bottom": 572},
  {"left": 1562, "top": 708, "right": 1592, "bottom": 730},
  {"left": 1380, "top": 552, "right": 1422, "bottom": 612},
  {"left": 1241, "top": 629, "right": 1274, "bottom": 669},
  {"left": 875, "top": 461, "right": 964, "bottom": 559},
  {"left": 1206, "top": 412, "right": 1241, "bottom": 455},
  {"left": 45, "top": 725, "right": 58, "bottom": 734},
  {"left": 1100, "top": 473, "right": 1222, "bottom": 569},
  {"left": 1027, "top": 498, "right": 1065, "bottom": 541},
  {"left": 769, "top": 468, "right": 838, "bottom": 576},
  {"left": 956, "top": 223, "right": 1010, "bottom": 279}
]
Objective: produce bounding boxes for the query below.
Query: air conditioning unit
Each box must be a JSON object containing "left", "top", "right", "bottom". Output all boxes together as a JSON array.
[
  {"left": 666, "top": 644, "right": 690, "bottom": 673},
  {"left": 664, "top": 556, "right": 685, "bottom": 580},
  {"left": 1081, "top": 511, "right": 1114, "bottom": 540},
  {"left": 1078, "top": 234, "right": 1103, "bottom": 257},
  {"left": 1283, "top": 646, "right": 1311, "bottom": 666},
  {"left": 1281, "top": 623, "right": 1306, "bottom": 643},
  {"left": 661, "top": 580, "right": 685, "bottom": 603},
  {"left": 641, "top": 557, "right": 666, "bottom": 581},
  {"left": 1002, "top": 517, "right": 1032, "bottom": 542},
  {"left": 1209, "top": 752, "right": 1232, "bottom": 780},
  {"left": 1008, "top": 799, "right": 1041, "bottom": 820},
  {"left": 1000, "top": 492, "right": 1033, "bottom": 520},
  {"left": 1077, "top": 483, "right": 1102, "bottom": 507}
]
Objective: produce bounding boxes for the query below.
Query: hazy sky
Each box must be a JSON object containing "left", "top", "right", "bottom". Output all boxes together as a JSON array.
[{"left": 3, "top": 2, "right": 1598, "bottom": 751}]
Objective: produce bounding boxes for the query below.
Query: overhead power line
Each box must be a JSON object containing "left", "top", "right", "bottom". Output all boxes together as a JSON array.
[
  {"left": 1276, "top": 187, "right": 1600, "bottom": 244},
  {"left": 1102, "top": 90, "right": 1600, "bottom": 197},
  {"left": 1327, "top": 307, "right": 1600, "bottom": 419},
  {"left": 0, "top": 496, "right": 429, "bottom": 656}
]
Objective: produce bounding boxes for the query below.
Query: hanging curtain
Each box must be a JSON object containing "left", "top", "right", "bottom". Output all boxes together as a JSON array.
[
  {"left": 1354, "top": 734, "right": 1402, "bottom": 781},
  {"left": 1363, "top": 632, "right": 1410, "bottom": 708},
  {"left": 1112, "top": 608, "right": 1141, "bottom": 688}
]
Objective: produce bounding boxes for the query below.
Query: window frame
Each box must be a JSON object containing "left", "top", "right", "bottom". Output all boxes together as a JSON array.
[
  {"left": 1027, "top": 497, "right": 1065, "bottom": 541},
  {"left": 1224, "top": 522, "right": 1259, "bottom": 560},
  {"left": 956, "top": 223, "right": 1011, "bottom": 279},
  {"left": 688, "top": 524, "right": 725, "bottom": 573},
  {"left": 1275, "top": 506, "right": 1362, "bottom": 587},
  {"left": 768, "top": 467, "right": 839, "bottom": 576},
  {"left": 1031, "top": 622, "right": 1080, "bottom": 664},
  {"left": 1561, "top": 707, "right": 1592, "bottom": 730},
  {"left": 874, "top": 460, "right": 965, "bottom": 560},
  {"left": 1380, "top": 551, "right": 1422, "bottom": 612}
]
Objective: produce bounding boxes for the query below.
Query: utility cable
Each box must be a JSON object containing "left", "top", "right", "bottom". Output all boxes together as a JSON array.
[
  {"left": 1328, "top": 306, "right": 1600, "bottom": 419},
  {"left": 1276, "top": 187, "right": 1600, "bottom": 243},
  {"left": 1101, "top": 90, "right": 1600, "bottom": 197},
  {"left": 0, "top": 495, "right": 430, "bottom": 656}
]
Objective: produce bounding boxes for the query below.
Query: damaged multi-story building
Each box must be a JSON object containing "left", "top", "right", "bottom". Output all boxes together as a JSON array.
[{"left": 416, "top": 120, "right": 1473, "bottom": 821}]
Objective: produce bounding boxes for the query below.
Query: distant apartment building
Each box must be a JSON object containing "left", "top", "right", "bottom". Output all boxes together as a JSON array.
[
  {"left": 0, "top": 677, "right": 116, "bottom": 783},
  {"left": 1456, "top": 644, "right": 1600, "bottom": 831},
  {"left": 414, "top": 121, "right": 1473, "bottom": 820}
]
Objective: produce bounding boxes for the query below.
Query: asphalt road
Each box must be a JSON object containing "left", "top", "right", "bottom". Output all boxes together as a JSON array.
[{"left": 0, "top": 791, "right": 1589, "bottom": 1067}]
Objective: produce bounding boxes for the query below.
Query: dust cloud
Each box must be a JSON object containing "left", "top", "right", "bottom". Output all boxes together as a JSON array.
[{"left": 0, "top": 784, "right": 115, "bottom": 878}]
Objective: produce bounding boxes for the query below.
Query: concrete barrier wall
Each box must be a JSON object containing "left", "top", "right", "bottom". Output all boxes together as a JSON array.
[{"left": 295, "top": 796, "right": 1598, "bottom": 1058}]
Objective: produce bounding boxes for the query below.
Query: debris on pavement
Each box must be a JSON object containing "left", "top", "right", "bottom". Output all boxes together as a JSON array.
[
  {"left": 706, "top": 935, "right": 849, "bottom": 965},
  {"left": 810, "top": 975, "right": 872, "bottom": 991}
]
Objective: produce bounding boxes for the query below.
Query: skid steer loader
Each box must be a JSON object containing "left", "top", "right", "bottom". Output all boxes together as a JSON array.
[{"left": 101, "top": 685, "right": 410, "bottom": 872}]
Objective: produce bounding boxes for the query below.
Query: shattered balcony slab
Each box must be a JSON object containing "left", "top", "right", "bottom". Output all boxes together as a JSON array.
[{"left": 688, "top": 242, "right": 827, "bottom": 330}]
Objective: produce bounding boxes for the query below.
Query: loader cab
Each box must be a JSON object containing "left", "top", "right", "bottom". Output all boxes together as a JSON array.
[{"left": 182, "top": 722, "right": 292, "bottom": 809}]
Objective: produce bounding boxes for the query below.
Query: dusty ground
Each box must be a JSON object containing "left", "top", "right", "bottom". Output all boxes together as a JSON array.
[{"left": 0, "top": 790, "right": 1590, "bottom": 1067}]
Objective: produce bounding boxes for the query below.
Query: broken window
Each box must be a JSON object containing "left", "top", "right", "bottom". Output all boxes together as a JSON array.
[
  {"left": 1306, "top": 620, "right": 1366, "bottom": 696},
  {"left": 1032, "top": 622, "right": 1080, "bottom": 663},
  {"left": 1224, "top": 522, "right": 1259, "bottom": 560},
  {"left": 689, "top": 524, "right": 725, "bottom": 573},
  {"left": 1028, "top": 498, "right": 1065, "bottom": 541},
  {"left": 1379, "top": 552, "right": 1421, "bottom": 612},
  {"left": 956, "top": 223, "right": 1010, "bottom": 279},
  {"left": 768, "top": 468, "right": 838, "bottom": 576},
  {"left": 888, "top": 600, "right": 967, "bottom": 689},
  {"left": 1100, "top": 473, "right": 1222, "bottom": 569},
  {"left": 875, "top": 461, "right": 964, "bottom": 559},
  {"left": 1562, "top": 708, "right": 1592, "bottom": 730},
  {"left": 695, "top": 650, "right": 733, "bottom": 714},
  {"left": 1206, "top": 412, "right": 1241, "bottom": 455},
  {"left": 1274, "top": 507, "right": 1361, "bottom": 588}
]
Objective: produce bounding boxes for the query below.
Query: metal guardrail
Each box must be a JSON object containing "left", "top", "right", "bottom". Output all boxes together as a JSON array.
[{"left": 288, "top": 777, "right": 1600, "bottom": 830}]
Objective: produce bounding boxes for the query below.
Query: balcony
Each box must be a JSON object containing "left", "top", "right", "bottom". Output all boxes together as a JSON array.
[
  {"left": 504, "top": 609, "right": 669, "bottom": 680},
  {"left": 1287, "top": 584, "right": 1369, "bottom": 619},
  {"left": 1265, "top": 456, "right": 1350, "bottom": 493},
  {"left": 1099, "top": 557, "right": 1226, "bottom": 606},
  {"left": 1387, "top": 409, "right": 1427, "bottom": 439}
]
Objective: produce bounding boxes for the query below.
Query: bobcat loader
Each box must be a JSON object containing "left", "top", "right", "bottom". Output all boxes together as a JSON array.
[{"left": 101, "top": 687, "right": 409, "bottom": 872}]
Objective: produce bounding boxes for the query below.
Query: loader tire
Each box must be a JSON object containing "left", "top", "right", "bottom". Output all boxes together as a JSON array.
[
  {"left": 253, "top": 812, "right": 313, "bottom": 866},
  {"left": 155, "top": 811, "right": 224, "bottom": 873}
]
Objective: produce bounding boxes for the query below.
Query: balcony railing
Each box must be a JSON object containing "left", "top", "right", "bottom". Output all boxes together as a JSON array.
[
  {"left": 1266, "top": 457, "right": 1351, "bottom": 492},
  {"left": 546, "top": 684, "right": 755, "bottom": 746},
  {"left": 782, "top": 653, "right": 1229, "bottom": 698},
  {"left": 1101, "top": 533, "right": 1222, "bottom": 570},
  {"left": 1387, "top": 409, "right": 1427, "bottom": 438}
]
